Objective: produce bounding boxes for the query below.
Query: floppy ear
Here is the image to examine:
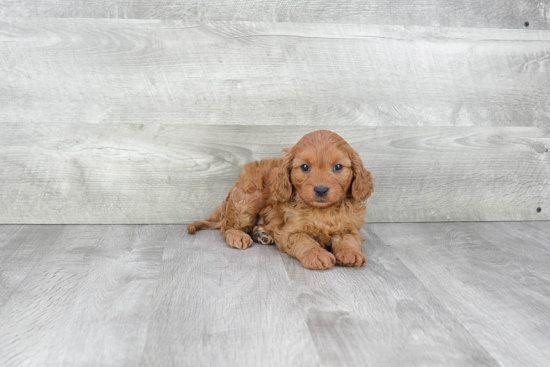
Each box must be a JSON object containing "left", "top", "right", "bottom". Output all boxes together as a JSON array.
[
  {"left": 270, "top": 147, "right": 294, "bottom": 203},
  {"left": 349, "top": 150, "right": 374, "bottom": 202}
]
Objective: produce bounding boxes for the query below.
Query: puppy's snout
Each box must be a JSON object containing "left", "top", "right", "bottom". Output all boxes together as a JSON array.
[{"left": 314, "top": 185, "right": 329, "bottom": 197}]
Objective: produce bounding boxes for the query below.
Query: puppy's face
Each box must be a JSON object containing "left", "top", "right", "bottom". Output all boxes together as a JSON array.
[
  {"left": 291, "top": 144, "right": 353, "bottom": 209},
  {"left": 270, "top": 130, "right": 374, "bottom": 208}
]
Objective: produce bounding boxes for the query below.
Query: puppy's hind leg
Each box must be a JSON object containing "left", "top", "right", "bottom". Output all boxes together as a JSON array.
[
  {"left": 221, "top": 186, "right": 262, "bottom": 250},
  {"left": 252, "top": 225, "right": 274, "bottom": 245}
]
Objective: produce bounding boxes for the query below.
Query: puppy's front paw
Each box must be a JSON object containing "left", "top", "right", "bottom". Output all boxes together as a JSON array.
[
  {"left": 225, "top": 229, "right": 253, "bottom": 250},
  {"left": 334, "top": 247, "right": 367, "bottom": 267},
  {"left": 300, "top": 248, "right": 336, "bottom": 270}
]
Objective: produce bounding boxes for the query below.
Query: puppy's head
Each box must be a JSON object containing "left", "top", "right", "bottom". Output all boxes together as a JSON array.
[{"left": 271, "top": 130, "right": 374, "bottom": 208}]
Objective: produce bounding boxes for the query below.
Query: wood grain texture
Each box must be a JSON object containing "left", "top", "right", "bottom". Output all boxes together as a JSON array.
[
  {"left": 2, "top": 18, "right": 550, "bottom": 127},
  {"left": 0, "top": 225, "right": 167, "bottom": 367},
  {"left": 370, "top": 222, "right": 550, "bottom": 367},
  {"left": 1, "top": 124, "right": 548, "bottom": 224},
  {"left": 1, "top": 222, "right": 549, "bottom": 366},
  {"left": 140, "top": 227, "right": 319, "bottom": 367},
  {"left": 0, "top": 225, "right": 65, "bottom": 306},
  {"left": 467, "top": 222, "right": 550, "bottom": 280},
  {"left": 0, "top": 0, "right": 549, "bottom": 30},
  {"left": 281, "top": 226, "right": 498, "bottom": 367}
]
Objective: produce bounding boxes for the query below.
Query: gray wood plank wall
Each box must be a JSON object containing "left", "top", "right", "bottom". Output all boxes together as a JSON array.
[
  {"left": 2, "top": 19, "right": 550, "bottom": 128},
  {"left": 1, "top": 124, "right": 548, "bottom": 223},
  {"left": 1, "top": 4, "right": 549, "bottom": 224},
  {"left": 1, "top": 1, "right": 549, "bottom": 30}
]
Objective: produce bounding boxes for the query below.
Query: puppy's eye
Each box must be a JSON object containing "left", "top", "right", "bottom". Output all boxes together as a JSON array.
[
  {"left": 333, "top": 164, "right": 343, "bottom": 172},
  {"left": 300, "top": 164, "right": 310, "bottom": 172}
]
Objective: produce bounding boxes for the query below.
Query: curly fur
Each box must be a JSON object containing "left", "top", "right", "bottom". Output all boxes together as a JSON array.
[{"left": 188, "top": 130, "right": 374, "bottom": 270}]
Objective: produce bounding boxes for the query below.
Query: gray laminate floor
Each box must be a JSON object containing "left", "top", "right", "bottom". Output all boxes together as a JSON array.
[{"left": 0, "top": 222, "right": 549, "bottom": 367}]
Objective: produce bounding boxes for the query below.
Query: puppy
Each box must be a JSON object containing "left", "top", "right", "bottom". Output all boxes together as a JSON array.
[{"left": 188, "top": 130, "right": 374, "bottom": 270}]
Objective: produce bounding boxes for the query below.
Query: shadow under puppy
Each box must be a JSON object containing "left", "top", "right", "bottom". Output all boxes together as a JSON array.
[{"left": 188, "top": 130, "right": 374, "bottom": 270}]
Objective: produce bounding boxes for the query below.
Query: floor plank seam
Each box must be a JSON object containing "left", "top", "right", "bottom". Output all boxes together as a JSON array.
[
  {"left": 364, "top": 225, "right": 503, "bottom": 366},
  {"left": 277, "top": 251, "right": 324, "bottom": 367},
  {"left": 0, "top": 226, "right": 65, "bottom": 310}
]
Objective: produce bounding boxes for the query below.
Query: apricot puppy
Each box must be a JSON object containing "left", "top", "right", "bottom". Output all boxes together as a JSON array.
[{"left": 188, "top": 130, "right": 374, "bottom": 270}]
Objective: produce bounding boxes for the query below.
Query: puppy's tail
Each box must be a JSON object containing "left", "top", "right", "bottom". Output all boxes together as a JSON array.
[{"left": 187, "top": 205, "right": 223, "bottom": 234}]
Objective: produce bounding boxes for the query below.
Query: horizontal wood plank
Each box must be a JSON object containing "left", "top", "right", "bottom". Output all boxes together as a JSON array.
[
  {"left": 1, "top": 1, "right": 548, "bottom": 30},
  {"left": 1, "top": 124, "right": 548, "bottom": 223},
  {"left": 1, "top": 18, "right": 550, "bottom": 127}
]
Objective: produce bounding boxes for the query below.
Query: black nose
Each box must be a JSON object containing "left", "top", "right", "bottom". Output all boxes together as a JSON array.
[{"left": 314, "top": 186, "right": 329, "bottom": 197}]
